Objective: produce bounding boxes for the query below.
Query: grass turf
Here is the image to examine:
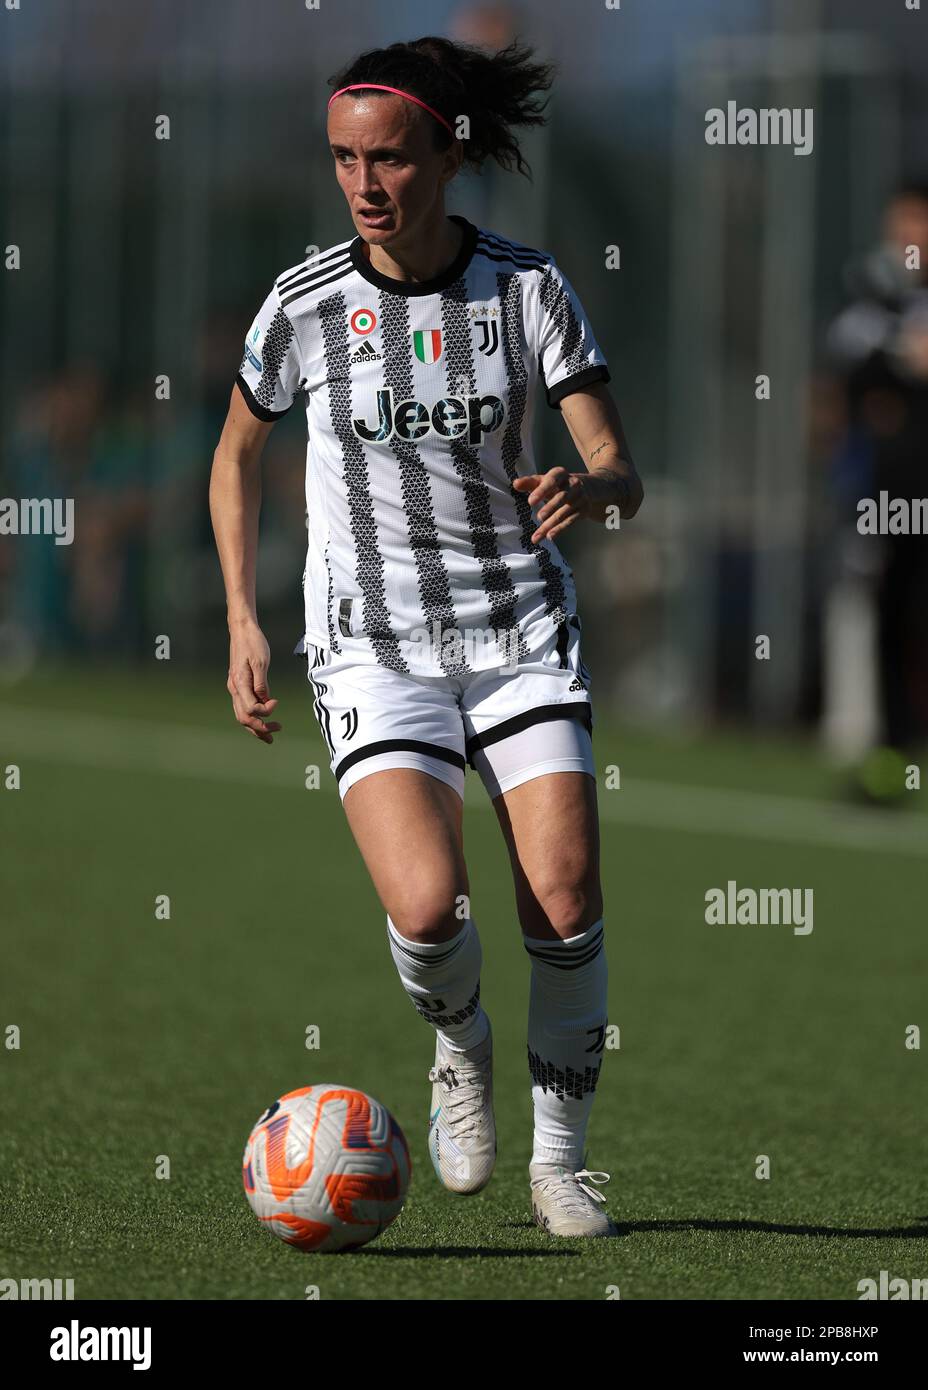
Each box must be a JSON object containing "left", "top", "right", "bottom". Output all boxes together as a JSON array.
[{"left": 0, "top": 665, "right": 925, "bottom": 1299}]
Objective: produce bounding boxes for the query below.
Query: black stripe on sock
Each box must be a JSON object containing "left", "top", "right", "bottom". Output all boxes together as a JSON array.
[
  {"left": 523, "top": 926, "right": 604, "bottom": 969},
  {"left": 388, "top": 922, "right": 469, "bottom": 966}
]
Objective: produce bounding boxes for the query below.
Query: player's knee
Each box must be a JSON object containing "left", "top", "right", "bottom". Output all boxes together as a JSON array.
[
  {"left": 533, "top": 880, "right": 603, "bottom": 938},
  {"left": 388, "top": 896, "right": 470, "bottom": 944}
]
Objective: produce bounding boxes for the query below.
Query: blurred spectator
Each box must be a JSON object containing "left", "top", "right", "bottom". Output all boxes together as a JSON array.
[
  {"left": 825, "top": 183, "right": 928, "bottom": 794},
  {"left": 5, "top": 366, "right": 151, "bottom": 659}
]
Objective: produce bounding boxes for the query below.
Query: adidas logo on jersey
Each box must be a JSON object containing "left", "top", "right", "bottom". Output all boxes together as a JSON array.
[
  {"left": 568, "top": 677, "right": 586, "bottom": 692},
  {"left": 351, "top": 342, "right": 382, "bottom": 363},
  {"left": 352, "top": 386, "right": 506, "bottom": 446}
]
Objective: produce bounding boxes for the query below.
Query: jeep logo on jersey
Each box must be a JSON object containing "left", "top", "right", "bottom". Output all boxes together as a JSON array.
[
  {"left": 352, "top": 388, "right": 506, "bottom": 445},
  {"left": 413, "top": 329, "right": 442, "bottom": 363}
]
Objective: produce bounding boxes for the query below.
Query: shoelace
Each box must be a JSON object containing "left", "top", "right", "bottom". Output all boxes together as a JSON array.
[
  {"left": 530, "top": 1168, "right": 612, "bottom": 1216},
  {"left": 427, "top": 1061, "right": 488, "bottom": 1141}
]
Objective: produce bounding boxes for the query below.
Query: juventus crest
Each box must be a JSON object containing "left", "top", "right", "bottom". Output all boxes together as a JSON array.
[
  {"left": 340, "top": 707, "right": 359, "bottom": 741},
  {"left": 475, "top": 318, "right": 500, "bottom": 356}
]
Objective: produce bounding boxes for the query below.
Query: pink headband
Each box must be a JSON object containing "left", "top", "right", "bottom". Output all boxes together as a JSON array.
[{"left": 328, "top": 84, "right": 455, "bottom": 139}]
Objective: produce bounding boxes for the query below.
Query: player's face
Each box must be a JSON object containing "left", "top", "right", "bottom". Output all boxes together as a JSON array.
[{"left": 328, "top": 94, "right": 458, "bottom": 249}]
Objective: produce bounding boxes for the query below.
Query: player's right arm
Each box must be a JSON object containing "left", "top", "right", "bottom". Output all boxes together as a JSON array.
[{"left": 209, "top": 381, "right": 281, "bottom": 744}]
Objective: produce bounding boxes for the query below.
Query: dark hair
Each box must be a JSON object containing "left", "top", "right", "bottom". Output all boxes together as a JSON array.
[
  {"left": 893, "top": 180, "right": 928, "bottom": 208},
  {"left": 327, "top": 36, "right": 555, "bottom": 180}
]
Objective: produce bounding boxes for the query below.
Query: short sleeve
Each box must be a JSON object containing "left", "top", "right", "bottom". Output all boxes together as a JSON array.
[
  {"left": 532, "top": 261, "right": 610, "bottom": 408},
  {"left": 235, "top": 285, "right": 303, "bottom": 421}
]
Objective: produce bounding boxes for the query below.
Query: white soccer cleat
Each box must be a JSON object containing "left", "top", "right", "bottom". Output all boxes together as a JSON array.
[
  {"left": 427, "top": 1023, "right": 496, "bottom": 1194},
  {"left": 529, "top": 1161, "right": 617, "bottom": 1237}
]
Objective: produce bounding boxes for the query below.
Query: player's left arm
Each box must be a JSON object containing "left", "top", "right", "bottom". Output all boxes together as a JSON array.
[{"left": 513, "top": 381, "right": 643, "bottom": 544}]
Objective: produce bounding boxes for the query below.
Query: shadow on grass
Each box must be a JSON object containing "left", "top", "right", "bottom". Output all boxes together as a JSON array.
[
  {"left": 578, "top": 1216, "right": 928, "bottom": 1240},
  {"left": 361, "top": 1214, "right": 928, "bottom": 1255}
]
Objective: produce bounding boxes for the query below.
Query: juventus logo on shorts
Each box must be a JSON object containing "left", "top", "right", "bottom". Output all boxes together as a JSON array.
[
  {"left": 341, "top": 707, "right": 359, "bottom": 741},
  {"left": 475, "top": 318, "right": 500, "bottom": 356}
]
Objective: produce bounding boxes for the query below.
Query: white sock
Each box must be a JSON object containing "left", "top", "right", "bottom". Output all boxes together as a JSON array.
[
  {"left": 386, "top": 914, "right": 490, "bottom": 1052},
  {"left": 522, "top": 919, "right": 608, "bottom": 1170}
]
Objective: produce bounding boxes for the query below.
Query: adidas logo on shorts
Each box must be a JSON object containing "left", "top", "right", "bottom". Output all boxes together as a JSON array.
[{"left": 568, "top": 677, "right": 586, "bottom": 692}]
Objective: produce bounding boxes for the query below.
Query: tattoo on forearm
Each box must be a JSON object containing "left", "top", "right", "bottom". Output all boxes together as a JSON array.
[{"left": 589, "top": 441, "right": 611, "bottom": 463}]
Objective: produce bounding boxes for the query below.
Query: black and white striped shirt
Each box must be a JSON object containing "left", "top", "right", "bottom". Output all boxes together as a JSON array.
[{"left": 236, "top": 215, "right": 610, "bottom": 675}]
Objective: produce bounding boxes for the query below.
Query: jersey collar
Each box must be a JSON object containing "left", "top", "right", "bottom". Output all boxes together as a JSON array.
[{"left": 348, "top": 214, "right": 478, "bottom": 297}]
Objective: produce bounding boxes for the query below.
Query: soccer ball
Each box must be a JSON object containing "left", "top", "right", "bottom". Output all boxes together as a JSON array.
[{"left": 242, "top": 1084, "right": 411, "bottom": 1253}]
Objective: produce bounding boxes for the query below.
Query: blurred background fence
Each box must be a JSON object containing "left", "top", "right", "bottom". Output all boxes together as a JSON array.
[{"left": 1, "top": 0, "right": 926, "bottom": 759}]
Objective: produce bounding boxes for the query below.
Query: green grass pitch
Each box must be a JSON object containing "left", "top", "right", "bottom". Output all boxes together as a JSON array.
[{"left": 1, "top": 665, "right": 925, "bottom": 1300}]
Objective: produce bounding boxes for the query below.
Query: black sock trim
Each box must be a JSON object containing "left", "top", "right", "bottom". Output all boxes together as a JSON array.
[
  {"left": 523, "top": 925, "right": 604, "bottom": 969},
  {"left": 388, "top": 920, "right": 470, "bottom": 966}
]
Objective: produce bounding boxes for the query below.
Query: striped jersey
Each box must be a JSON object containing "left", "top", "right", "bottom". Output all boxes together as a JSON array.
[{"left": 236, "top": 214, "right": 610, "bottom": 675}]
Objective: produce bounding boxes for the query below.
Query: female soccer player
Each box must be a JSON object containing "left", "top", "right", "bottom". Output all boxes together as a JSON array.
[{"left": 210, "top": 36, "right": 643, "bottom": 1239}]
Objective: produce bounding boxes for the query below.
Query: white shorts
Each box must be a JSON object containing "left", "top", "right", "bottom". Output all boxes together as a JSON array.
[{"left": 299, "top": 615, "right": 596, "bottom": 803}]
